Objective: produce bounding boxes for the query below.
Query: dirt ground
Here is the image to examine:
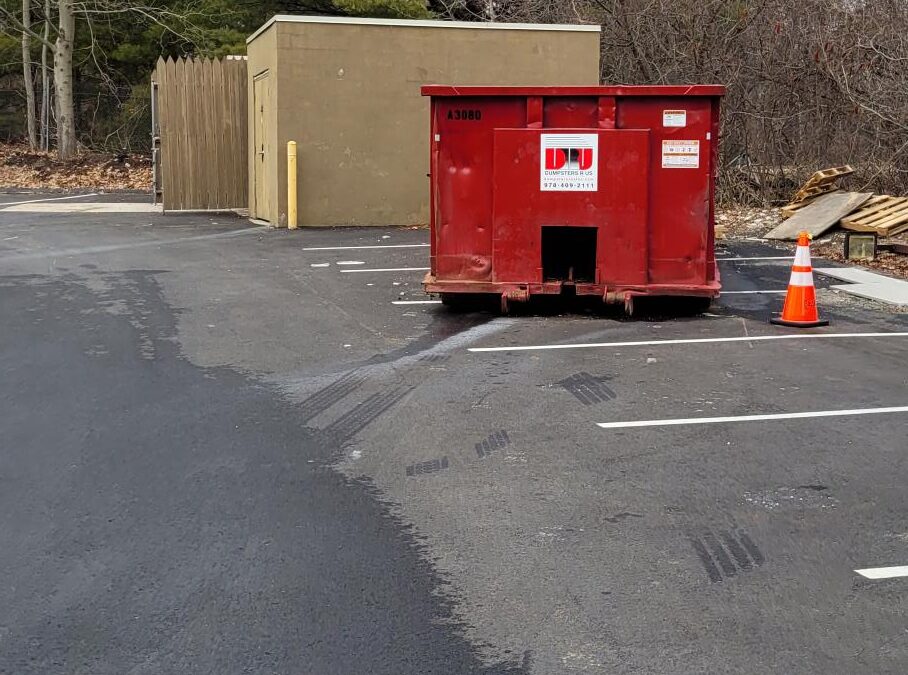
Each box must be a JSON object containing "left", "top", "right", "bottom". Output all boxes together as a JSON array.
[
  {"left": 811, "top": 233, "right": 908, "bottom": 279},
  {"left": 0, "top": 143, "right": 152, "bottom": 191},
  {"left": 717, "top": 205, "right": 908, "bottom": 281}
]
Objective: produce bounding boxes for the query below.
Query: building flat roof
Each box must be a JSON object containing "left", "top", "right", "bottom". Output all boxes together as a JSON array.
[{"left": 247, "top": 14, "right": 601, "bottom": 44}]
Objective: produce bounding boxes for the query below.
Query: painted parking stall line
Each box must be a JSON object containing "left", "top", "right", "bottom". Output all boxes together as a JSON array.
[
  {"left": 596, "top": 406, "right": 908, "bottom": 430},
  {"left": 301, "top": 243, "right": 429, "bottom": 251},
  {"left": 0, "top": 192, "right": 99, "bottom": 208},
  {"left": 717, "top": 256, "right": 793, "bottom": 262},
  {"left": 468, "top": 332, "right": 908, "bottom": 353},
  {"left": 855, "top": 566, "right": 908, "bottom": 580},
  {"left": 340, "top": 267, "right": 430, "bottom": 274}
]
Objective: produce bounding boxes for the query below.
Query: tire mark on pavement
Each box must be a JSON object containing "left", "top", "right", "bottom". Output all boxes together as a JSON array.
[
  {"left": 557, "top": 372, "right": 616, "bottom": 405},
  {"left": 322, "top": 385, "right": 414, "bottom": 446},
  {"left": 690, "top": 529, "right": 765, "bottom": 582},
  {"left": 406, "top": 456, "right": 450, "bottom": 477},
  {"left": 476, "top": 430, "right": 511, "bottom": 458},
  {"left": 298, "top": 370, "right": 366, "bottom": 423}
]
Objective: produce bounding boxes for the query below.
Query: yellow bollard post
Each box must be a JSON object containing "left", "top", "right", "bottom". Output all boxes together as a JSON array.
[{"left": 287, "top": 141, "right": 298, "bottom": 230}]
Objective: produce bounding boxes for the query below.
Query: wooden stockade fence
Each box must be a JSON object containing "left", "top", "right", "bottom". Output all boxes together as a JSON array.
[{"left": 153, "top": 56, "right": 247, "bottom": 211}]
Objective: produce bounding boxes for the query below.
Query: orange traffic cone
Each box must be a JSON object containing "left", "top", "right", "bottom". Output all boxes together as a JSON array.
[{"left": 771, "top": 231, "right": 829, "bottom": 327}]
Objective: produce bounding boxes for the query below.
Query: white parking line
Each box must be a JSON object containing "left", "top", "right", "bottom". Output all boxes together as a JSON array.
[
  {"left": 301, "top": 243, "right": 429, "bottom": 251},
  {"left": 721, "top": 290, "right": 787, "bottom": 294},
  {"left": 855, "top": 566, "right": 908, "bottom": 579},
  {"left": 340, "top": 267, "right": 430, "bottom": 273},
  {"left": 0, "top": 192, "right": 99, "bottom": 207},
  {"left": 596, "top": 406, "right": 908, "bottom": 429},
  {"left": 392, "top": 300, "right": 442, "bottom": 305},
  {"left": 336, "top": 260, "right": 365, "bottom": 265},
  {"left": 310, "top": 263, "right": 330, "bottom": 268},
  {"left": 468, "top": 331, "right": 908, "bottom": 353},
  {"left": 717, "top": 256, "right": 792, "bottom": 262}
]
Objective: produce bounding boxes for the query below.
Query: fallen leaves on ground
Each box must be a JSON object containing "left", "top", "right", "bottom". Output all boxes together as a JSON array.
[
  {"left": 715, "top": 206, "right": 783, "bottom": 238},
  {"left": 716, "top": 205, "right": 908, "bottom": 281},
  {"left": 0, "top": 143, "right": 152, "bottom": 191},
  {"left": 813, "top": 234, "right": 908, "bottom": 280}
]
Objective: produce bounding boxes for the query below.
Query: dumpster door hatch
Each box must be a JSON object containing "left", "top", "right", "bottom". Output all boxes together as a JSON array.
[{"left": 491, "top": 128, "right": 650, "bottom": 287}]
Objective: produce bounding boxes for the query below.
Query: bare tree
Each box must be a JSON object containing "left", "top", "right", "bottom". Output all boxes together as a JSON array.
[
  {"left": 52, "top": 0, "right": 74, "bottom": 157},
  {"left": 3, "top": 0, "right": 208, "bottom": 159},
  {"left": 435, "top": 0, "right": 908, "bottom": 203},
  {"left": 40, "top": 0, "right": 52, "bottom": 151},
  {"left": 21, "top": 0, "right": 37, "bottom": 149},
  {"left": 1, "top": 1, "right": 72, "bottom": 157}
]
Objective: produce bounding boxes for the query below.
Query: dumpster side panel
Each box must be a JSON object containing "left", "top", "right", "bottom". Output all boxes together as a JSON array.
[
  {"left": 491, "top": 128, "right": 649, "bottom": 285},
  {"left": 433, "top": 97, "right": 526, "bottom": 281},
  {"left": 542, "top": 97, "right": 600, "bottom": 128},
  {"left": 617, "top": 97, "right": 714, "bottom": 286}
]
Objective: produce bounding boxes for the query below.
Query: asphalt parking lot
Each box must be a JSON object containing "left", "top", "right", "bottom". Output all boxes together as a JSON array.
[{"left": 1, "top": 196, "right": 906, "bottom": 674}]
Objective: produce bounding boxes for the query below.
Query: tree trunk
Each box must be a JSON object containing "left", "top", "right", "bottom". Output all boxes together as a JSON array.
[
  {"left": 22, "top": 0, "right": 37, "bottom": 149},
  {"left": 40, "top": 0, "right": 50, "bottom": 151},
  {"left": 54, "top": 0, "right": 75, "bottom": 159}
]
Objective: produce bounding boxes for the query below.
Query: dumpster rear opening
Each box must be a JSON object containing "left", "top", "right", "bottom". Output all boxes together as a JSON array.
[
  {"left": 542, "top": 226, "right": 597, "bottom": 284},
  {"left": 421, "top": 85, "right": 726, "bottom": 312}
]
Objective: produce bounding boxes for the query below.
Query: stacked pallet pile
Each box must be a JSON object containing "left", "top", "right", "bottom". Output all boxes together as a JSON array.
[
  {"left": 780, "top": 165, "right": 855, "bottom": 218},
  {"left": 767, "top": 166, "right": 908, "bottom": 244},
  {"left": 840, "top": 197, "right": 908, "bottom": 238}
]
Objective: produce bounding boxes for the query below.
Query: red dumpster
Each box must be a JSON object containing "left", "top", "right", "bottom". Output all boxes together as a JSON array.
[{"left": 421, "top": 85, "right": 725, "bottom": 312}]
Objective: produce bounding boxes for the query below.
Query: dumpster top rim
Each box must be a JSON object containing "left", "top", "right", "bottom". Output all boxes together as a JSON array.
[{"left": 421, "top": 85, "right": 726, "bottom": 97}]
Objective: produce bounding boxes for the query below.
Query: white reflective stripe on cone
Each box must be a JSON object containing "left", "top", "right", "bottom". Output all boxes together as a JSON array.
[
  {"left": 789, "top": 271, "right": 816, "bottom": 286},
  {"left": 793, "top": 245, "right": 812, "bottom": 267}
]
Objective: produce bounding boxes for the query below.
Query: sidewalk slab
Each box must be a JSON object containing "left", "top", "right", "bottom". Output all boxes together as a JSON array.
[
  {"left": 814, "top": 267, "right": 896, "bottom": 284},
  {"left": 0, "top": 202, "right": 161, "bottom": 213},
  {"left": 815, "top": 266, "right": 908, "bottom": 306},
  {"left": 831, "top": 282, "right": 908, "bottom": 306}
]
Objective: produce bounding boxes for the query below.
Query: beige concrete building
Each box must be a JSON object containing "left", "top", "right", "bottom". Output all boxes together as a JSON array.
[{"left": 246, "top": 16, "right": 601, "bottom": 226}]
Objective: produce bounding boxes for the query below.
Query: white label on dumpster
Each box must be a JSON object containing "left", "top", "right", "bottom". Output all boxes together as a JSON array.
[
  {"left": 540, "top": 134, "right": 598, "bottom": 192},
  {"left": 661, "top": 140, "right": 700, "bottom": 168},
  {"left": 662, "top": 109, "right": 687, "bottom": 127}
]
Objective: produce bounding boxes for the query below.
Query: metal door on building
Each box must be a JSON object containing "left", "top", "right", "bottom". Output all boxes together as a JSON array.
[{"left": 252, "top": 70, "right": 271, "bottom": 221}]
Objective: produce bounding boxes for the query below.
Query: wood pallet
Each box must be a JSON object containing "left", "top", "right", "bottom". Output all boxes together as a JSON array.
[
  {"left": 840, "top": 196, "right": 908, "bottom": 236},
  {"left": 767, "top": 191, "right": 873, "bottom": 240},
  {"left": 781, "top": 193, "right": 826, "bottom": 218},
  {"left": 780, "top": 165, "right": 854, "bottom": 219},
  {"left": 792, "top": 165, "right": 853, "bottom": 203}
]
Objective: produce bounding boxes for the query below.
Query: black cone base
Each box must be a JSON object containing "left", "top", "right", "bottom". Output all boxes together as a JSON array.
[{"left": 770, "top": 316, "right": 829, "bottom": 328}]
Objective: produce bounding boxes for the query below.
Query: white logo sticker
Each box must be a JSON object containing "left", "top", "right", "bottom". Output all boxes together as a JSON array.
[
  {"left": 540, "top": 134, "right": 598, "bottom": 192},
  {"left": 662, "top": 140, "right": 700, "bottom": 169},
  {"left": 662, "top": 110, "right": 687, "bottom": 127}
]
